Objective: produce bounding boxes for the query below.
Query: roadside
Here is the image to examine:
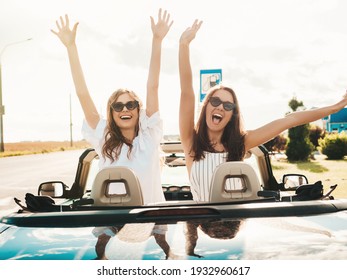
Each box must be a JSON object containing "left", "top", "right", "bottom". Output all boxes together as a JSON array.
[
  {"left": 1, "top": 141, "right": 346, "bottom": 199},
  {"left": 0, "top": 149, "right": 84, "bottom": 217},
  {"left": 0, "top": 140, "right": 90, "bottom": 158},
  {"left": 271, "top": 154, "right": 347, "bottom": 198}
]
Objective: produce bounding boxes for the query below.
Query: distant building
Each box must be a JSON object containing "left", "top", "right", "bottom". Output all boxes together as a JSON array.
[{"left": 322, "top": 108, "right": 347, "bottom": 133}]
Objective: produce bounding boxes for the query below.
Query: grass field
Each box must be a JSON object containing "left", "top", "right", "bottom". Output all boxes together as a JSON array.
[
  {"left": 271, "top": 154, "right": 347, "bottom": 198},
  {"left": 0, "top": 140, "right": 91, "bottom": 157}
]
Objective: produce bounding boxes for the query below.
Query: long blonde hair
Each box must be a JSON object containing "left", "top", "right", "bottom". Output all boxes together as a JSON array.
[{"left": 102, "top": 88, "right": 143, "bottom": 162}]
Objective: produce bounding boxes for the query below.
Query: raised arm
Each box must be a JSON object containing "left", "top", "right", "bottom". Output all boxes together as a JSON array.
[
  {"left": 51, "top": 15, "right": 99, "bottom": 129},
  {"left": 146, "top": 9, "right": 173, "bottom": 117},
  {"left": 245, "top": 91, "right": 347, "bottom": 151},
  {"left": 179, "top": 20, "right": 203, "bottom": 163}
]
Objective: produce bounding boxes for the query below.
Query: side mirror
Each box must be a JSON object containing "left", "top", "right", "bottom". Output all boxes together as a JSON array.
[
  {"left": 38, "top": 181, "right": 66, "bottom": 198},
  {"left": 282, "top": 174, "right": 308, "bottom": 191}
]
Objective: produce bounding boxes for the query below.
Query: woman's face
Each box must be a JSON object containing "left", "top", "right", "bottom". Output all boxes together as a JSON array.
[
  {"left": 111, "top": 93, "right": 139, "bottom": 131},
  {"left": 205, "top": 89, "right": 235, "bottom": 133}
]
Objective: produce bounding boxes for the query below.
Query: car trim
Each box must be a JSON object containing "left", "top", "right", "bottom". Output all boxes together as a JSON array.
[{"left": 2, "top": 199, "right": 347, "bottom": 228}]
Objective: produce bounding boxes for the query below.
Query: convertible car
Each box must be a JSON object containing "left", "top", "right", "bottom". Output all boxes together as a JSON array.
[{"left": 0, "top": 142, "right": 346, "bottom": 260}]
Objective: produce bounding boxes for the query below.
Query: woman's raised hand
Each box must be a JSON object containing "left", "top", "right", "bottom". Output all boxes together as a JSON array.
[
  {"left": 334, "top": 90, "right": 347, "bottom": 112},
  {"left": 51, "top": 14, "right": 79, "bottom": 48},
  {"left": 150, "top": 8, "right": 174, "bottom": 41},
  {"left": 179, "top": 19, "right": 203, "bottom": 46}
]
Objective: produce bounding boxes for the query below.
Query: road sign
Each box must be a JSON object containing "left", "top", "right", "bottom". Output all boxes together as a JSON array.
[{"left": 199, "top": 69, "right": 222, "bottom": 102}]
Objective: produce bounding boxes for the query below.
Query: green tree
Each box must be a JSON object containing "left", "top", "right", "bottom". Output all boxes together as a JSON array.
[
  {"left": 264, "top": 134, "right": 287, "bottom": 152},
  {"left": 276, "top": 134, "right": 288, "bottom": 151},
  {"left": 309, "top": 125, "right": 325, "bottom": 149},
  {"left": 285, "top": 97, "right": 314, "bottom": 161},
  {"left": 319, "top": 132, "right": 347, "bottom": 160},
  {"left": 288, "top": 97, "right": 303, "bottom": 112}
]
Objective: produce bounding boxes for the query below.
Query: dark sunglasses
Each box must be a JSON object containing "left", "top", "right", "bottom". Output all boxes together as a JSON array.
[
  {"left": 209, "top": 96, "right": 236, "bottom": 111},
  {"left": 111, "top": 100, "right": 139, "bottom": 112}
]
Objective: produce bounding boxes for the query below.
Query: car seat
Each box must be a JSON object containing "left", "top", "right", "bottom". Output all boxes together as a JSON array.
[
  {"left": 91, "top": 166, "right": 143, "bottom": 206},
  {"left": 209, "top": 161, "right": 261, "bottom": 203}
]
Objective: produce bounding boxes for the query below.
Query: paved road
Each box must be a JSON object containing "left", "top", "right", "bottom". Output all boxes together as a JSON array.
[{"left": 0, "top": 149, "right": 85, "bottom": 217}]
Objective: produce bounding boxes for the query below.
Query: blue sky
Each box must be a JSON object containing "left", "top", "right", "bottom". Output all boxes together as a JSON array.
[{"left": 1, "top": 0, "right": 347, "bottom": 142}]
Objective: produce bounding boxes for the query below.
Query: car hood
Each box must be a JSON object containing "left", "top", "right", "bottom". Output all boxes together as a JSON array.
[{"left": 1, "top": 211, "right": 347, "bottom": 260}]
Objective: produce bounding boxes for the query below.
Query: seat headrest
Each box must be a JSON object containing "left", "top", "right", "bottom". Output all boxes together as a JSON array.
[
  {"left": 209, "top": 161, "right": 261, "bottom": 203},
  {"left": 91, "top": 166, "right": 143, "bottom": 206}
]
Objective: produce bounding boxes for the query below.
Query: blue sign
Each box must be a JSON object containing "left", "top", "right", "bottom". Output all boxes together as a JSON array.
[{"left": 199, "top": 69, "right": 222, "bottom": 102}]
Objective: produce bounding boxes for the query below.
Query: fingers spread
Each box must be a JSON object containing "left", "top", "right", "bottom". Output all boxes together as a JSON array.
[
  {"left": 65, "top": 14, "right": 69, "bottom": 27},
  {"left": 55, "top": 20, "right": 61, "bottom": 31},
  {"left": 72, "top": 22, "right": 79, "bottom": 33}
]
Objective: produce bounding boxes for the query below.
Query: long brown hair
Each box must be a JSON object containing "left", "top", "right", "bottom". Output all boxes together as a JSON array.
[
  {"left": 102, "top": 88, "right": 142, "bottom": 162},
  {"left": 192, "top": 85, "right": 246, "bottom": 161}
]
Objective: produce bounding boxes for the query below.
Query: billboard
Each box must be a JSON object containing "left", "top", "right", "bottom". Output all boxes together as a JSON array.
[{"left": 199, "top": 69, "right": 222, "bottom": 102}]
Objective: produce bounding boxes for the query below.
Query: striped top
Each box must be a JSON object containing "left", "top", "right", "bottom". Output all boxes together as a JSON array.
[{"left": 190, "top": 152, "right": 228, "bottom": 202}]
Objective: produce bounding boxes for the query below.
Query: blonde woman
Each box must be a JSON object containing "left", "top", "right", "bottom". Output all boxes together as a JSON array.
[{"left": 52, "top": 9, "right": 173, "bottom": 204}]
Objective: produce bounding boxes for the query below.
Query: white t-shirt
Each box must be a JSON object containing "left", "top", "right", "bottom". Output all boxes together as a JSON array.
[{"left": 82, "top": 109, "right": 165, "bottom": 205}]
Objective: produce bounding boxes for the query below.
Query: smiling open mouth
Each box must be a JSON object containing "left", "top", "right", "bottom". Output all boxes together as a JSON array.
[
  {"left": 212, "top": 114, "right": 223, "bottom": 124},
  {"left": 120, "top": 115, "right": 132, "bottom": 120}
]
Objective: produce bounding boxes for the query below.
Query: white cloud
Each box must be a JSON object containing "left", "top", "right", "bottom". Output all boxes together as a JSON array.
[{"left": 1, "top": 0, "right": 347, "bottom": 142}]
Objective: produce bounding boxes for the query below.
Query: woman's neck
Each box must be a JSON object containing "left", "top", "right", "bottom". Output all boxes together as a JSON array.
[
  {"left": 208, "top": 130, "right": 224, "bottom": 152},
  {"left": 121, "top": 128, "right": 136, "bottom": 143}
]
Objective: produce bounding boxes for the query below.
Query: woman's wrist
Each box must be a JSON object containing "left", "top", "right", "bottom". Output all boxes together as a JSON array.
[
  {"left": 179, "top": 41, "right": 191, "bottom": 48},
  {"left": 152, "top": 36, "right": 163, "bottom": 44},
  {"left": 66, "top": 42, "right": 77, "bottom": 50}
]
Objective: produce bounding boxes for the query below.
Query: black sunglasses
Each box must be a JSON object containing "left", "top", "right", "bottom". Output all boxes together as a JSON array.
[
  {"left": 209, "top": 96, "right": 236, "bottom": 111},
  {"left": 111, "top": 100, "right": 139, "bottom": 112}
]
